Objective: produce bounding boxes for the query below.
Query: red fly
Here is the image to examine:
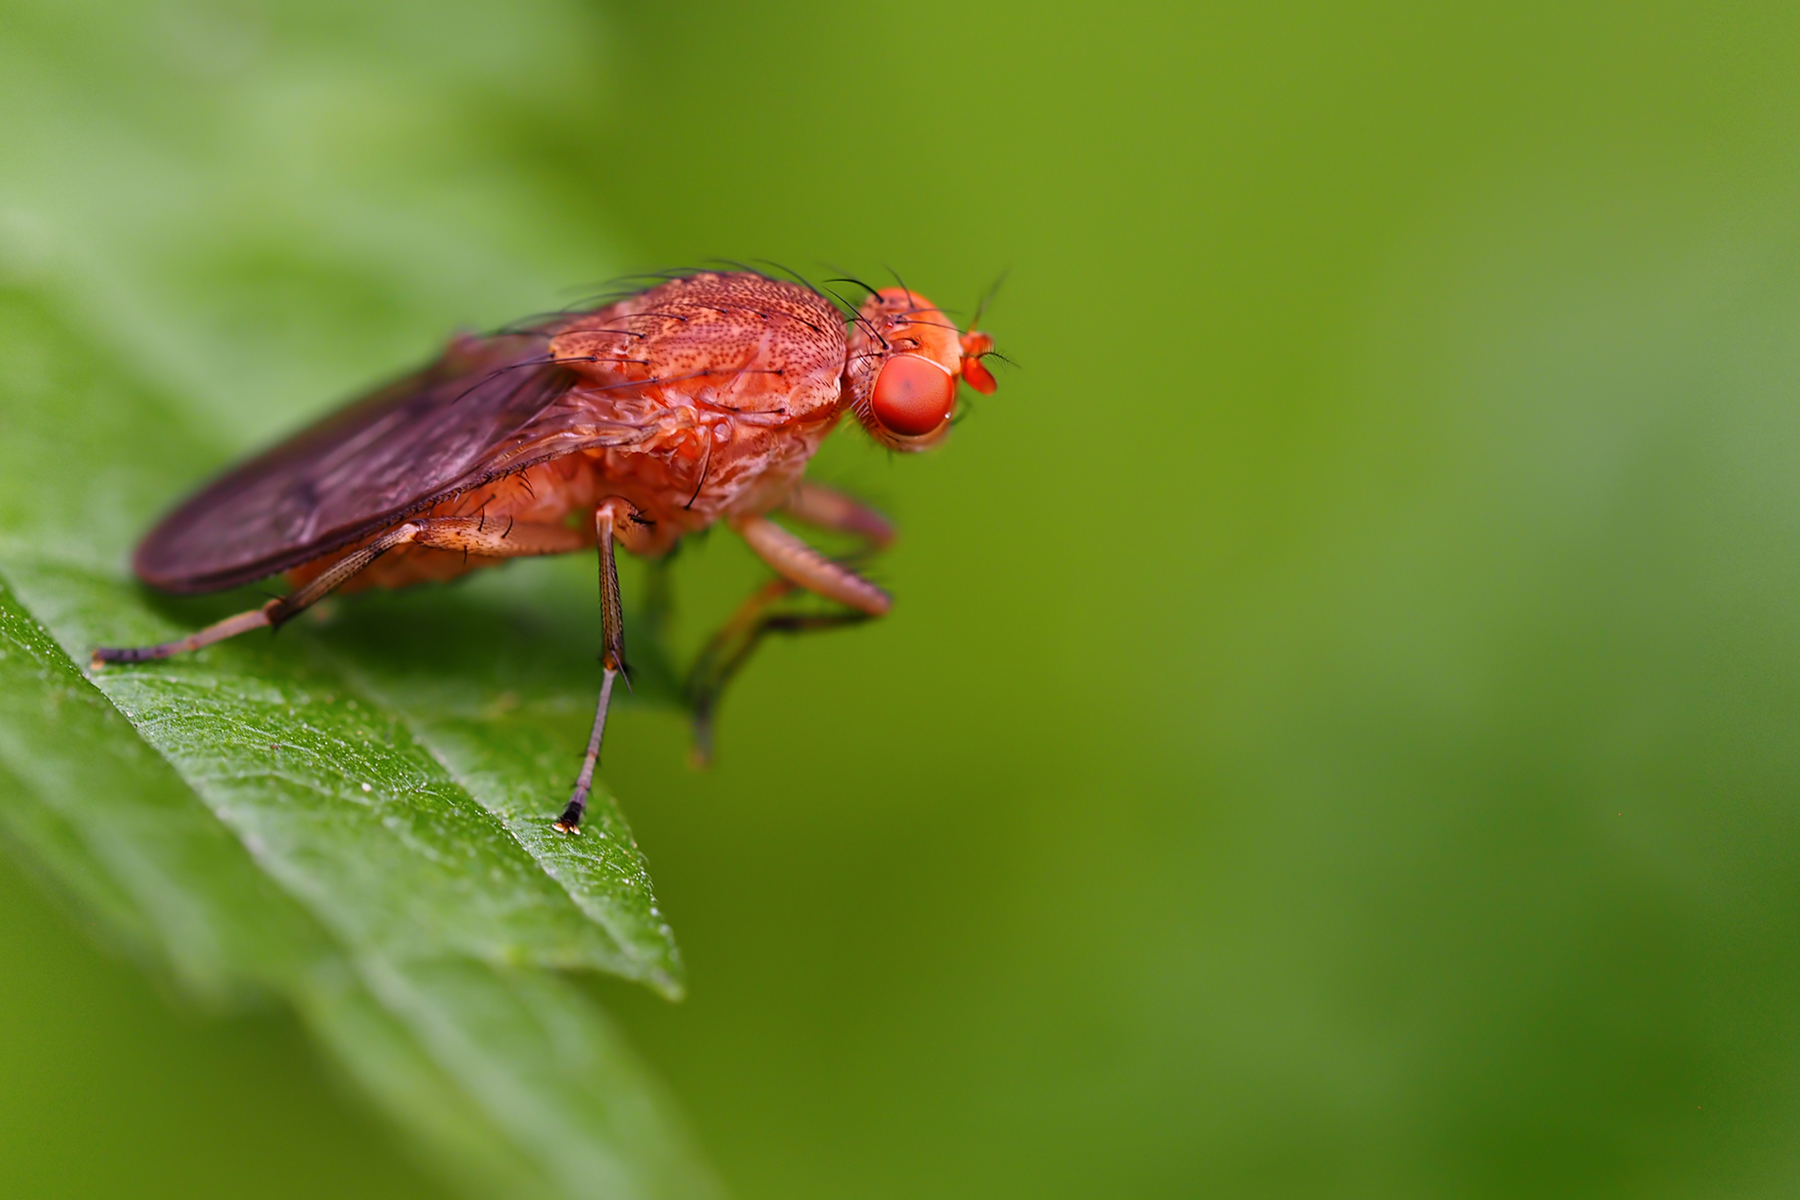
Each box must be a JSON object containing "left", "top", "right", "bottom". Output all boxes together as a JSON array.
[{"left": 93, "top": 271, "right": 1001, "bottom": 832}]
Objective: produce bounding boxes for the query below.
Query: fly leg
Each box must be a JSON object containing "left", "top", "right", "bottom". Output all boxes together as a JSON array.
[
  {"left": 685, "top": 483, "right": 895, "bottom": 764},
  {"left": 91, "top": 516, "right": 587, "bottom": 669},
  {"left": 555, "top": 497, "right": 651, "bottom": 834},
  {"left": 91, "top": 521, "right": 427, "bottom": 668},
  {"left": 780, "top": 480, "right": 895, "bottom": 548},
  {"left": 686, "top": 578, "right": 871, "bottom": 766}
]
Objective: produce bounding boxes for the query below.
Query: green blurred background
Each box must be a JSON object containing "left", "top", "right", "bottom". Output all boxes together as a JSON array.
[{"left": 8, "top": 0, "right": 1800, "bottom": 1196}]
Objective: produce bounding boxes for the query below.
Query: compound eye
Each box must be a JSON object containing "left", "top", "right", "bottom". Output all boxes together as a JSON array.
[{"left": 871, "top": 355, "right": 956, "bottom": 437}]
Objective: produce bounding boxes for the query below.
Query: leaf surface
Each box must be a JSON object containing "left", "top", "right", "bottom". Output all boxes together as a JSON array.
[{"left": 0, "top": 1, "right": 717, "bottom": 1195}]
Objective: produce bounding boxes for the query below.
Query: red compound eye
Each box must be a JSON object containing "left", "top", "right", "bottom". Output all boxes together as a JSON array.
[{"left": 870, "top": 355, "right": 956, "bottom": 437}]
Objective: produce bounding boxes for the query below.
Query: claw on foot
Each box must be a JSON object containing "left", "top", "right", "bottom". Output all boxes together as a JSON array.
[{"left": 553, "top": 799, "right": 584, "bottom": 834}]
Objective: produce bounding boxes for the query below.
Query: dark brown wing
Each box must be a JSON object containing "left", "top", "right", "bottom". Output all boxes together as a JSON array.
[{"left": 135, "top": 332, "right": 651, "bottom": 593}]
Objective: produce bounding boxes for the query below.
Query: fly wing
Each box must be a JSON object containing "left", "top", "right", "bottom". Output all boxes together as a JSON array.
[{"left": 134, "top": 332, "right": 649, "bottom": 593}]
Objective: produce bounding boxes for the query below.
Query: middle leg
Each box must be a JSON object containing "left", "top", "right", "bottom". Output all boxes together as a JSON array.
[{"left": 555, "top": 497, "right": 650, "bottom": 833}]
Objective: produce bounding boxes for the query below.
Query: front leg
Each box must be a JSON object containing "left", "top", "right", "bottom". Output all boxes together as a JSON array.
[
  {"left": 732, "top": 514, "right": 892, "bottom": 616},
  {"left": 684, "top": 577, "right": 873, "bottom": 766},
  {"left": 684, "top": 487, "right": 897, "bottom": 762},
  {"left": 781, "top": 479, "right": 895, "bottom": 549}
]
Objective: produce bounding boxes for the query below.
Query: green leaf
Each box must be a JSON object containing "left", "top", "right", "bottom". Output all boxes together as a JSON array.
[
  {"left": 0, "top": 571, "right": 334, "bottom": 1007},
  {"left": 0, "top": 575, "right": 715, "bottom": 1200},
  {"left": 0, "top": 276, "right": 680, "bottom": 986},
  {"left": 0, "top": 2, "right": 718, "bottom": 1196}
]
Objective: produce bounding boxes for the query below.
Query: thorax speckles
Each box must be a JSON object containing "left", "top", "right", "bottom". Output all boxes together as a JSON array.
[{"left": 548, "top": 273, "right": 848, "bottom": 424}]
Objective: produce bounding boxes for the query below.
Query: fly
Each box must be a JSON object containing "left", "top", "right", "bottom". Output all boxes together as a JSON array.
[{"left": 92, "top": 270, "right": 1001, "bottom": 832}]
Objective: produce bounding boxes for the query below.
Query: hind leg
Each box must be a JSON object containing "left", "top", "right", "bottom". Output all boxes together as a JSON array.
[{"left": 92, "top": 516, "right": 587, "bottom": 669}]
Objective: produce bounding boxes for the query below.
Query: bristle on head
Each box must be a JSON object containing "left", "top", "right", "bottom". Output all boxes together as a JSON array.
[{"left": 842, "top": 286, "right": 998, "bottom": 450}]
